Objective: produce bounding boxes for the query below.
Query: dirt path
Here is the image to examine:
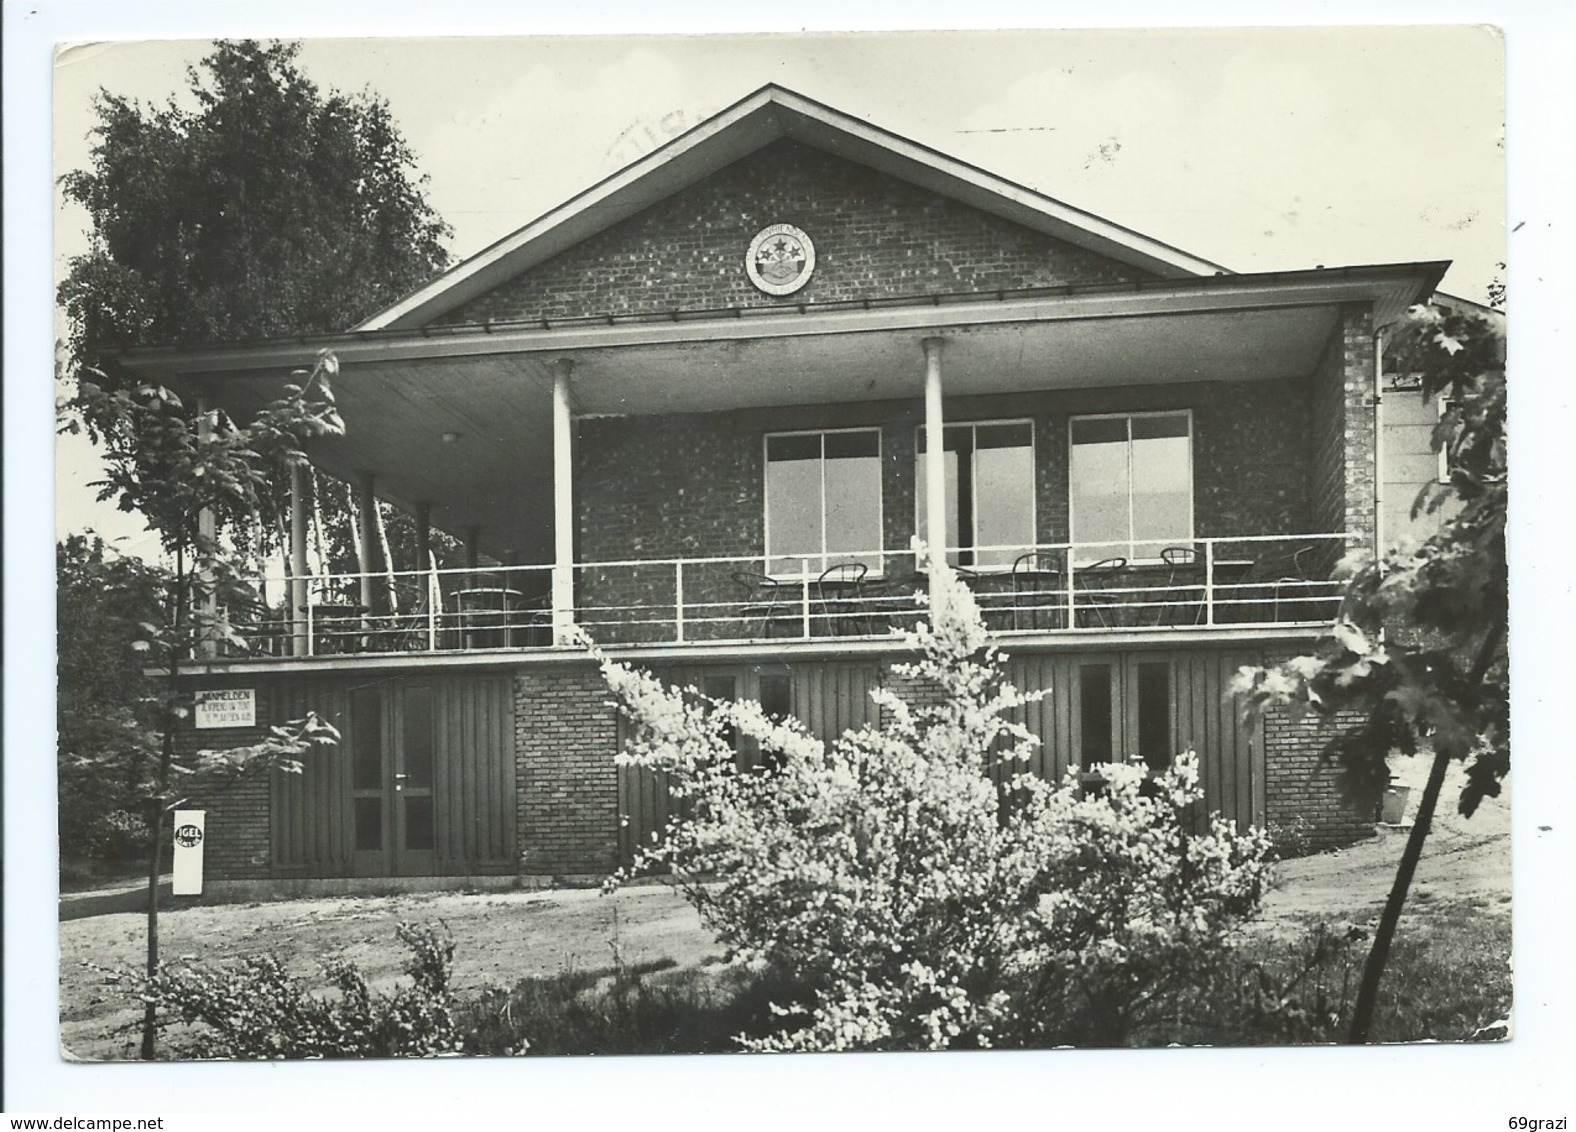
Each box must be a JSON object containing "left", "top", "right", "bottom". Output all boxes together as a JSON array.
[
  {"left": 60, "top": 754, "right": 1511, "bottom": 1061},
  {"left": 1258, "top": 756, "right": 1511, "bottom": 927}
]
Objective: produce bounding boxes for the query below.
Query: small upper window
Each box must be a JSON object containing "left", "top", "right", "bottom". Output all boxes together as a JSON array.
[{"left": 1069, "top": 411, "right": 1192, "bottom": 564}]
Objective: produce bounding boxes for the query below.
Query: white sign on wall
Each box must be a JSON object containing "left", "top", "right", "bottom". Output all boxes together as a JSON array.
[
  {"left": 194, "top": 687, "right": 256, "bottom": 730},
  {"left": 172, "top": 809, "right": 205, "bottom": 896}
]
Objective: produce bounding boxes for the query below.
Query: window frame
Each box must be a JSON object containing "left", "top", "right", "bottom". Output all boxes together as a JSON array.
[
  {"left": 1067, "top": 409, "right": 1195, "bottom": 565},
  {"left": 913, "top": 418, "right": 1037, "bottom": 573},
  {"left": 762, "top": 426, "right": 885, "bottom": 580}
]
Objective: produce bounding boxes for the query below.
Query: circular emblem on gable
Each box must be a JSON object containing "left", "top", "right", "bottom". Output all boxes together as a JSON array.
[{"left": 746, "top": 223, "right": 816, "bottom": 296}]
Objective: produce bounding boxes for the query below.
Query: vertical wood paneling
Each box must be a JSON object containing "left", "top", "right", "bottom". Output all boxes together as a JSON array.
[{"left": 269, "top": 673, "right": 512, "bottom": 876}]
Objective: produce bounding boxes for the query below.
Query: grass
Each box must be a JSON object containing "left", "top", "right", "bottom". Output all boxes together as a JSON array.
[
  {"left": 458, "top": 959, "right": 800, "bottom": 1055},
  {"left": 1225, "top": 897, "right": 1513, "bottom": 1045}
]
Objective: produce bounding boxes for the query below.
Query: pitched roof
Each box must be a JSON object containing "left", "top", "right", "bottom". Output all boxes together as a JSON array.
[{"left": 355, "top": 84, "right": 1226, "bottom": 332}]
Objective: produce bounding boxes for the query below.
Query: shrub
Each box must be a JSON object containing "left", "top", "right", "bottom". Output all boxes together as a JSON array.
[
  {"left": 587, "top": 563, "right": 1272, "bottom": 1051},
  {"left": 143, "top": 922, "right": 482, "bottom": 1058}
]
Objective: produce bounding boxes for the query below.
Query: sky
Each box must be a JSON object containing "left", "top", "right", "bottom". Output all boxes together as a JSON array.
[
  {"left": 47, "top": 25, "right": 1510, "bottom": 556},
  {"left": 8, "top": 1, "right": 1575, "bottom": 1122}
]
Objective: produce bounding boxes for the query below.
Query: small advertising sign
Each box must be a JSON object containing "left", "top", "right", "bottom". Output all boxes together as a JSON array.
[
  {"left": 172, "top": 809, "right": 205, "bottom": 896},
  {"left": 194, "top": 687, "right": 256, "bottom": 730}
]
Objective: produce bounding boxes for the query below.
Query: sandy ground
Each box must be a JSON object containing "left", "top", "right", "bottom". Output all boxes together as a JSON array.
[
  {"left": 59, "top": 752, "right": 1511, "bottom": 1061},
  {"left": 1259, "top": 754, "right": 1512, "bottom": 927}
]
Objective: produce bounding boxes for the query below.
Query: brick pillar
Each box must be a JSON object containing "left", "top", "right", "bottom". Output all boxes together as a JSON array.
[
  {"left": 515, "top": 665, "right": 620, "bottom": 877},
  {"left": 1261, "top": 705, "right": 1377, "bottom": 850}
]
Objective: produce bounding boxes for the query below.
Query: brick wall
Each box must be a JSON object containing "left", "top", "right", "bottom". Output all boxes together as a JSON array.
[
  {"left": 575, "top": 378, "right": 1315, "bottom": 636},
  {"left": 438, "top": 139, "right": 1148, "bottom": 326},
  {"left": 515, "top": 665, "right": 621, "bottom": 876},
  {"left": 1309, "top": 304, "right": 1378, "bottom": 559},
  {"left": 174, "top": 681, "right": 276, "bottom": 880},
  {"left": 1261, "top": 705, "right": 1378, "bottom": 850}
]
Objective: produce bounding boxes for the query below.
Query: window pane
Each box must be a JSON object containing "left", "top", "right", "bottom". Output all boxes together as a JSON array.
[
  {"left": 1071, "top": 417, "right": 1127, "bottom": 445},
  {"left": 914, "top": 447, "right": 960, "bottom": 565},
  {"left": 1079, "top": 664, "right": 1114, "bottom": 766},
  {"left": 824, "top": 430, "right": 879, "bottom": 460},
  {"left": 403, "top": 796, "right": 434, "bottom": 852},
  {"left": 824, "top": 448, "right": 881, "bottom": 569},
  {"left": 1070, "top": 432, "right": 1129, "bottom": 554},
  {"left": 402, "top": 685, "right": 434, "bottom": 789},
  {"left": 1130, "top": 429, "right": 1191, "bottom": 558},
  {"left": 974, "top": 440, "right": 1034, "bottom": 568},
  {"left": 702, "top": 675, "right": 738, "bottom": 751},
  {"left": 757, "top": 673, "right": 793, "bottom": 773},
  {"left": 351, "top": 687, "right": 382, "bottom": 790},
  {"left": 975, "top": 422, "right": 1033, "bottom": 450},
  {"left": 354, "top": 797, "right": 382, "bottom": 852},
  {"left": 767, "top": 433, "right": 820, "bottom": 462},
  {"left": 758, "top": 674, "right": 793, "bottom": 721},
  {"left": 766, "top": 454, "right": 823, "bottom": 574},
  {"left": 1132, "top": 413, "right": 1189, "bottom": 440},
  {"left": 1135, "top": 662, "right": 1172, "bottom": 771}
]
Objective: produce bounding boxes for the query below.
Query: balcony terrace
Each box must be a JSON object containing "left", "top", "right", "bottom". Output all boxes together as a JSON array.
[{"left": 213, "top": 532, "right": 1350, "bottom": 663}]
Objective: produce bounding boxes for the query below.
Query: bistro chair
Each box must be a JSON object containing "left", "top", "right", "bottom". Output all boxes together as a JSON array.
[
  {"left": 1012, "top": 550, "right": 1065, "bottom": 630},
  {"left": 815, "top": 562, "right": 872, "bottom": 636},
  {"left": 731, "top": 571, "right": 792, "bottom": 638},
  {"left": 1271, "top": 544, "right": 1323, "bottom": 623},
  {"left": 1159, "top": 545, "right": 1204, "bottom": 626},
  {"left": 1074, "top": 557, "right": 1128, "bottom": 629}
]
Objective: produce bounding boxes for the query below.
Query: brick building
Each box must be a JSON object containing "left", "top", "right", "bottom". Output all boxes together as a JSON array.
[{"left": 115, "top": 86, "right": 1443, "bottom": 890}]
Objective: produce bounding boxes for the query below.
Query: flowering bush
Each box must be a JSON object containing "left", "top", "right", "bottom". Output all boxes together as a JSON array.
[{"left": 587, "top": 563, "right": 1271, "bottom": 1051}]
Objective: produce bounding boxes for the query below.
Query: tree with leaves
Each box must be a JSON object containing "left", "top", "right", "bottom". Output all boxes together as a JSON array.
[
  {"left": 57, "top": 535, "right": 168, "bottom": 865},
  {"left": 58, "top": 38, "right": 451, "bottom": 554},
  {"left": 70, "top": 351, "right": 347, "bottom": 1059},
  {"left": 1234, "top": 298, "right": 1507, "bottom": 1043}
]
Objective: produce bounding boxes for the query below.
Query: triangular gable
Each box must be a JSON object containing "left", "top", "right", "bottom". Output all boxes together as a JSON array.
[{"left": 357, "top": 85, "right": 1224, "bottom": 331}]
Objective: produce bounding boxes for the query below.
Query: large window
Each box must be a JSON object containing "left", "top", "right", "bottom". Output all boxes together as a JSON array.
[
  {"left": 765, "top": 429, "right": 882, "bottom": 577},
  {"left": 1069, "top": 411, "right": 1192, "bottom": 563},
  {"left": 915, "top": 421, "right": 1035, "bottom": 569}
]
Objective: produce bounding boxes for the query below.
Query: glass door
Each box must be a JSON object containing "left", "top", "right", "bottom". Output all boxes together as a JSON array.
[{"left": 349, "top": 681, "right": 437, "bottom": 877}]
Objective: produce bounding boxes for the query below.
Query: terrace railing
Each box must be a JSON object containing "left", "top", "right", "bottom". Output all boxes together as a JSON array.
[{"left": 215, "top": 533, "right": 1353, "bottom": 660}]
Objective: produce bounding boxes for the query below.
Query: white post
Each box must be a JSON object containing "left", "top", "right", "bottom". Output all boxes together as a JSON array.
[
  {"left": 922, "top": 337, "right": 948, "bottom": 611},
  {"left": 356, "top": 472, "right": 377, "bottom": 618},
  {"left": 196, "top": 397, "right": 218, "bottom": 659},
  {"left": 552, "top": 358, "right": 577, "bottom": 645},
  {"left": 289, "top": 462, "right": 310, "bottom": 657}
]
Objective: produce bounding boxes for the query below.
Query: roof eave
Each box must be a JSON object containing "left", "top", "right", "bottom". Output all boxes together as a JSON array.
[{"left": 111, "top": 260, "right": 1450, "bottom": 379}]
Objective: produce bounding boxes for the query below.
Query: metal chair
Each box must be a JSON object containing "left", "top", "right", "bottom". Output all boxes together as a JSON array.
[
  {"left": 1159, "top": 546, "right": 1203, "bottom": 626},
  {"left": 1074, "top": 557, "right": 1128, "bottom": 628},
  {"left": 1012, "top": 550, "right": 1065, "bottom": 630},
  {"left": 815, "top": 562, "right": 872, "bottom": 636},
  {"left": 1271, "top": 545, "right": 1318, "bottom": 622},
  {"left": 731, "top": 571, "right": 791, "bottom": 638}
]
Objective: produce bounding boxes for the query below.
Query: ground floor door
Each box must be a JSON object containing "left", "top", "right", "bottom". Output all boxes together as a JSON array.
[
  {"left": 272, "top": 673, "right": 516, "bottom": 878},
  {"left": 1004, "top": 647, "right": 1266, "bottom": 831},
  {"left": 350, "top": 681, "right": 437, "bottom": 876},
  {"left": 616, "top": 660, "right": 881, "bottom": 866}
]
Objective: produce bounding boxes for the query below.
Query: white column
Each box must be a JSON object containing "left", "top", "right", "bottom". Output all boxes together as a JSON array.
[
  {"left": 196, "top": 397, "right": 218, "bottom": 658},
  {"left": 922, "top": 337, "right": 948, "bottom": 611},
  {"left": 551, "top": 358, "right": 576, "bottom": 644},
  {"left": 356, "top": 472, "right": 377, "bottom": 613},
  {"left": 289, "top": 462, "right": 310, "bottom": 656}
]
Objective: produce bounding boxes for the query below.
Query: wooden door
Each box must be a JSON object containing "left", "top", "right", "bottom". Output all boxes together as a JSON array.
[
  {"left": 349, "top": 681, "right": 436, "bottom": 877},
  {"left": 275, "top": 673, "right": 516, "bottom": 878}
]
